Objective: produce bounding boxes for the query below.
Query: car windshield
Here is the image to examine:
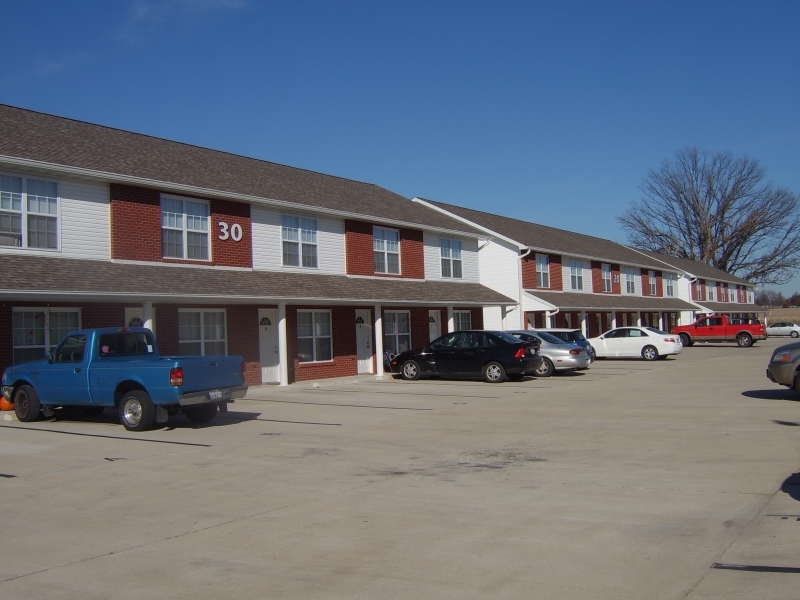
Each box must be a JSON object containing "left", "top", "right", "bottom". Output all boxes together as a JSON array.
[{"left": 646, "top": 327, "right": 669, "bottom": 335}]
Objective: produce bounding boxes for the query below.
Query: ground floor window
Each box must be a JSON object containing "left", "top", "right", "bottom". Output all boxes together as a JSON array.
[
  {"left": 179, "top": 309, "right": 227, "bottom": 356},
  {"left": 12, "top": 308, "right": 80, "bottom": 364},
  {"left": 384, "top": 311, "right": 411, "bottom": 355},
  {"left": 453, "top": 310, "right": 472, "bottom": 331},
  {"left": 297, "top": 310, "right": 332, "bottom": 362}
]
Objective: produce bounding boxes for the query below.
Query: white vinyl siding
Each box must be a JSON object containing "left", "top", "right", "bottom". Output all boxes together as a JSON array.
[
  {"left": 478, "top": 238, "right": 521, "bottom": 330},
  {"left": 562, "top": 258, "right": 590, "bottom": 292},
  {"left": 251, "top": 206, "right": 346, "bottom": 274},
  {"left": 423, "top": 232, "right": 479, "bottom": 282}
]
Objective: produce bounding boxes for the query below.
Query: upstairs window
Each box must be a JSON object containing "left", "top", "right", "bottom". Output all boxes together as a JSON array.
[
  {"left": 1, "top": 175, "right": 59, "bottom": 249},
  {"left": 648, "top": 270, "right": 657, "bottom": 295},
  {"left": 161, "top": 196, "right": 209, "bottom": 260},
  {"left": 664, "top": 273, "right": 675, "bottom": 297},
  {"left": 440, "top": 238, "right": 462, "bottom": 278},
  {"left": 624, "top": 268, "right": 636, "bottom": 294},
  {"left": 536, "top": 254, "right": 550, "bottom": 288},
  {"left": 570, "top": 260, "right": 583, "bottom": 291},
  {"left": 282, "top": 216, "right": 318, "bottom": 268},
  {"left": 601, "top": 263, "right": 612, "bottom": 292},
  {"left": 707, "top": 283, "right": 715, "bottom": 302},
  {"left": 374, "top": 227, "right": 400, "bottom": 274}
]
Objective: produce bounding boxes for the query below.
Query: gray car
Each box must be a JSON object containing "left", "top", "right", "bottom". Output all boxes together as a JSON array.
[
  {"left": 766, "top": 340, "right": 800, "bottom": 392},
  {"left": 507, "top": 330, "right": 591, "bottom": 377}
]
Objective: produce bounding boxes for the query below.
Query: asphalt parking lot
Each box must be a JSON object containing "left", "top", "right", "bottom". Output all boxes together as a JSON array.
[{"left": 2, "top": 338, "right": 799, "bottom": 599}]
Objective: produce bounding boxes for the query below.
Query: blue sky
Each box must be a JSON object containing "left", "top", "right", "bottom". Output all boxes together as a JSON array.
[{"left": 2, "top": 1, "right": 799, "bottom": 292}]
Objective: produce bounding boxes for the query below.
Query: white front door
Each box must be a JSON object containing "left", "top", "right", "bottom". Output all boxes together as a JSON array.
[
  {"left": 125, "top": 307, "right": 144, "bottom": 328},
  {"left": 355, "top": 309, "right": 373, "bottom": 374},
  {"left": 258, "top": 309, "right": 280, "bottom": 383},
  {"left": 429, "top": 310, "right": 441, "bottom": 341}
]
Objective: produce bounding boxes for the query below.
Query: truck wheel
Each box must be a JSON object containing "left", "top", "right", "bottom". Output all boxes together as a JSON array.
[
  {"left": 483, "top": 361, "right": 506, "bottom": 383},
  {"left": 736, "top": 333, "right": 753, "bottom": 348},
  {"left": 118, "top": 391, "right": 155, "bottom": 432},
  {"left": 400, "top": 360, "right": 421, "bottom": 381},
  {"left": 14, "top": 385, "right": 41, "bottom": 422},
  {"left": 183, "top": 404, "right": 218, "bottom": 424},
  {"left": 641, "top": 345, "right": 659, "bottom": 361},
  {"left": 679, "top": 333, "right": 692, "bottom": 347}
]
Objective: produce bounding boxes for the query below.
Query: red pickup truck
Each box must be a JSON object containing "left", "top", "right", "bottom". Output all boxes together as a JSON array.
[{"left": 672, "top": 316, "right": 766, "bottom": 348}]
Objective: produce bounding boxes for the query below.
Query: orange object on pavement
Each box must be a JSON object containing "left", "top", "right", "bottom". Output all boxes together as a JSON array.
[{"left": 0, "top": 397, "right": 13, "bottom": 411}]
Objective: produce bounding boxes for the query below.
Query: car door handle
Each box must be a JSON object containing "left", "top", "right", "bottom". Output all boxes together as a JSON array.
[{"left": 74, "top": 368, "right": 81, "bottom": 373}]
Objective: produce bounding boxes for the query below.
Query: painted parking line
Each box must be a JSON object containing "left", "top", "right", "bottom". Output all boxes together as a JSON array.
[
  {"left": 0, "top": 425, "right": 212, "bottom": 447},
  {"left": 255, "top": 399, "right": 432, "bottom": 410}
]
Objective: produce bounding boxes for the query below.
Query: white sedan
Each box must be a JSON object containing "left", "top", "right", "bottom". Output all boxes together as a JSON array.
[
  {"left": 766, "top": 322, "right": 800, "bottom": 338},
  {"left": 588, "top": 327, "right": 683, "bottom": 361}
]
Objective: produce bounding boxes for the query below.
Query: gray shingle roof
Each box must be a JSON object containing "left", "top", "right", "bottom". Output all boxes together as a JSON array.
[
  {"left": 528, "top": 290, "right": 697, "bottom": 311},
  {"left": 694, "top": 301, "right": 764, "bottom": 313},
  {"left": 0, "top": 255, "right": 514, "bottom": 306},
  {"left": 629, "top": 249, "right": 752, "bottom": 286},
  {"left": 0, "top": 105, "right": 482, "bottom": 235},
  {"left": 421, "top": 199, "right": 672, "bottom": 268}
]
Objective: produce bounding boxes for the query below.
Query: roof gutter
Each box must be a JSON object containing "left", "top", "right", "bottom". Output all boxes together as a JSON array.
[{"left": 0, "top": 154, "right": 480, "bottom": 239}]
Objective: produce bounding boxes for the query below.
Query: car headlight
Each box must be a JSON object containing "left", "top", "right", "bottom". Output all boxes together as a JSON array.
[{"left": 774, "top": 351, "right": 792, "bottom": 363}]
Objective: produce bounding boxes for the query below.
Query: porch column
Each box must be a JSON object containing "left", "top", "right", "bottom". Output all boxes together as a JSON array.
[
  {"left": 278, "top": 302, "right": 289, "bottom": 387},
  {"left": 374, "top": 304, "right": 384, "bottom": 377},
  {"left": 636, "top": 312, "right": 642, "bottom": 326},
  {"left": 659, "top": 313, "right": 664, "bottom": 331},
  {"left": 611, "top": 313, "right": 617, "bottom": 329},
  {"left": 447, "top": 305, "right": 455, "bottom": 333},
  {"left": 142, "top": 300, "right": 155, "bottom": 335},
  {"left": 580, "top": 311, "right": 587, "bottom": 336}
]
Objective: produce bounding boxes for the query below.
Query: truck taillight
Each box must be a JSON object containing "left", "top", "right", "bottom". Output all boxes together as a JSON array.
[{"left": 170, "top": 367, "right": 183, "bottom": 387}]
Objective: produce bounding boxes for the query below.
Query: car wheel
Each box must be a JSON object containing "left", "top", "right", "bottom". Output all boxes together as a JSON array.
[
  {"left": 679, "top": 333, "right": 692, "bottom": 347},
  {"left": 736, "top": 333, "right": 753, "bottom": 348},
  {"left": 184, "top": 403, "right": 218, "bottom": 424},
  {"left": 483, "top": 361, "right": 506, "bottom": 383},
  {"left": 641, "top": 345, "right": 659, "bottom": 361},
  {"left": 118, "top": 390, "right": 155, "bottom": 432},
  {"left": 792, "top": 331, "right": 799, "bottom": 338},
  {"left": 534, "top": 358, "right": 554, "bottom": 377},
  {"left": 400, "top": 360, "right": 421, "bottom": 381},
  {"left": 82, "top": 406, "right": 105, "bottom": 416},
  {"left": 13, "top": 385, "right": 41, "bottom": 423},
  {"left": 507, "top": 373, "right": 524, "bottom": 381}
]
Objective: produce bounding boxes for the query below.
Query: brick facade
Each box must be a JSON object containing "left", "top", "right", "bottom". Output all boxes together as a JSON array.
[
  {"left": 110, "top": 184, "right": 252, "bottom": 268},
  {"left": 344, "top": 220, "right": 425, "bottom": 278}
]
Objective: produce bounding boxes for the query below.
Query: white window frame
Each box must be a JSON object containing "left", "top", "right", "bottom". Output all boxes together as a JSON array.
[
  {"left": 664, "top": 273, "right": 675, "bottom": 297},
  {"left": 601, "top": 263, "right": 612, "bottom": 292},
  {"left": 570, "top": 260, "right": 583, "bottom": 291},
  {"left": 1, "top": 174, "right": 60, "bottom": 251},
  {"left": 536, "top": 254, "right": 550, "bottom": 288},
  {"left": 161, "top": 195, "right": 211, "bottom": 261},
  {"left": 454, "top": 310, "right": 472, "bottom": 332},
  {"left": 178, "top": 309, "right": 227, "bottom": 356},
  {"left": 440, "top": 238, "right": 463, "bottom": 279},
  {"left": 12, "top": 307, "right": 80, "bottom": 364},
  {"left": 384, "top": 310, "right": 412, "bottom": 355},
  {"left": 707, "top": 282, "right": 715, "bottom": 302},
  {"left": 624, "top": 268, "right": 636, "bottom": 294},
  {"left": 281, "top": 215, "right": 318, "bottom": 268},
  {"left": 297, "top": 310, "right": 333, "bottom": 363},
  {"left": 374, "top": 227, "right": 400, "bottom": 274},
  {"left": 648, "top": 270, "right": 657, "bottom": 296}
]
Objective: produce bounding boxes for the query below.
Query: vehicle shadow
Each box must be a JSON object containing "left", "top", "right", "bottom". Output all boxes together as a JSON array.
[
  {"left": 48, "top": 407, "right": 262, "bottom": 429},
  {"left": 741, "top": 389, "right": 800, "bottom": 401},
  {"left": 782, "top": 472, "right": 800, "bottom": 501}
]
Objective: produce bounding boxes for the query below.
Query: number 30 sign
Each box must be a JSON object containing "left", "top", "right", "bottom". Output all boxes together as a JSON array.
[{"left": 218, "top": 222, "right": 243, "bottom": 242}]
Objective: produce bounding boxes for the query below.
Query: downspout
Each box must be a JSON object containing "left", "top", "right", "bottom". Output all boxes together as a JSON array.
[
  {"left": 546, "top": 308, "right": 560, "bottom": 328},
  {"left": 518, "top": 247, "right": 532, "bottom": 329}
]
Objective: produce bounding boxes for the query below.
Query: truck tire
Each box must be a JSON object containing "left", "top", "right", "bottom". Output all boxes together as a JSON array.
[
  {"left": 679, "top": 333, "right": 692, "bottom": 347},
  {"left": 641, "top": 345, "right": 659, "bottom": 361},
  {"left": 118, "top": 390, "right": 155, "bottom": 432},
  {"left": 736, "top": 333, "right": 753, "bottom": 348},
  {"left": 183, "top": 403, "right": 218, "bottom": 424},
  {"left": 14, "top": 385, "right": 41, "bottom": 422}
]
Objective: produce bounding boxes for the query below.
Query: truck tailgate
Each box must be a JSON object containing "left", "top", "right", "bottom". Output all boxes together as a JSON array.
[{"left": 176, "top": 356, "right": 244, "bottom": 393}]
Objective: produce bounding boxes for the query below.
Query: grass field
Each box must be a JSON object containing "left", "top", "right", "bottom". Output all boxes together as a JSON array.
[{"left": 762, "top": 307, "right": 800, "bottom": 323}]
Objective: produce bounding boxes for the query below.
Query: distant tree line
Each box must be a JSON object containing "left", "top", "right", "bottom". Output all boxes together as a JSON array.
[{"left": 756, "top": 290, "right": 800, "bottom": 308}]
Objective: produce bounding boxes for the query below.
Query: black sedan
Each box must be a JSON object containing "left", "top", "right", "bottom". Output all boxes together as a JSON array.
[{"left": 388, "top": 330, "right": 542, "bottom": 383}]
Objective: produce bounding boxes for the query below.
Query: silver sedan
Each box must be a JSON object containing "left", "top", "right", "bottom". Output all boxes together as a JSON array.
[
  {"left": 507, "top": 330, "right": 591, "bottom": 377},
  {"left": 766, "top": 322, "right": 800, "bottom": 338}
]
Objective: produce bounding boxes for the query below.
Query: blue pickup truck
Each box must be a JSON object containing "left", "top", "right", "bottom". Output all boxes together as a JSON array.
[{"left": 1, "top": 327, "right": 247, "bottom": 431}]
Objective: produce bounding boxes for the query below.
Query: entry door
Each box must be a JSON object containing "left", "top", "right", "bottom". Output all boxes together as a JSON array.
[
  {"left": 258, "top": 309, "right": 279, "bottom": 383},
  {"left": 429, "top": 310, "right": 441, "bottom": 341},
  {"left": 355, "top": 309, "right": 373, "bottom": 374}
]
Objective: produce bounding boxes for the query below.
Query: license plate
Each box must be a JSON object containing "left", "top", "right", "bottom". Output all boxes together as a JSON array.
[{"left": 208, "top": 390, "right": 223, "bottom": 400}]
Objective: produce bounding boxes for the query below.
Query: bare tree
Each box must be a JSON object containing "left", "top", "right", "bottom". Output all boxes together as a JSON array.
[{"left": 618, "top": 148, "right": 800, "bottom": 285}]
